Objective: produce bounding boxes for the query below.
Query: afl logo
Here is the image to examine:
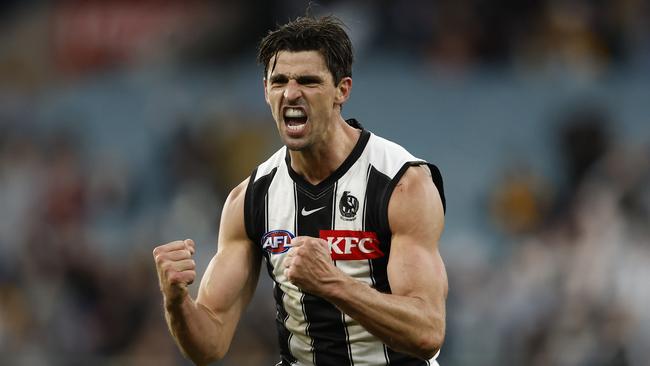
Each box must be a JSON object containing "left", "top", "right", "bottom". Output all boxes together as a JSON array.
[
  {"left": 339, "top": 191, "right": 359, "bottom": 221},
  {"left": 262, "top": 230, "right": 294, "bottom": 254}
]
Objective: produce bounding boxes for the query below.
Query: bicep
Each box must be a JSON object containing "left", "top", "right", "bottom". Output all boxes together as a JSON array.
[
  {"left": 196, "top": 180, "right": 261, "bottom": 318},
  {"left": 386, "top": 165, "right": 447, "bottom": 300}
]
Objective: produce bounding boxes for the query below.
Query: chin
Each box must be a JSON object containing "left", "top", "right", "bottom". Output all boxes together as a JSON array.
[
  {"left": 283, "top": 138, "right": 310, "bottom": 152},
  {"left": 285, "top": 143, "right": 308, "bottom": 152}
]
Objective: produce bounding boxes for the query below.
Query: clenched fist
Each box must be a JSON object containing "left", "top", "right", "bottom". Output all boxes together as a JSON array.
[
  {"left": 283, "top": 236, "right": 344, "bottom": 297},
  {"left": 153, "top": 239, "right": 196, "bottom": 307}
]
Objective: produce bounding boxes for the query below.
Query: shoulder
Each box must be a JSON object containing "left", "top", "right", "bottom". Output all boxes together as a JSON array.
[
  {"left": 225, "top": 178, "right": 249, "bottom": 208},
  {"left": 388, "top": 165, "right": 445, "bottom": 240},
  {"left": 365, "top": 133, "right": 424, "bottom": 178},
  {"left": 221, "top": 178, "right": 250, "bottom": 224},
  {"left": 252, "top": 146, "right": 287, "bottom": 182}
]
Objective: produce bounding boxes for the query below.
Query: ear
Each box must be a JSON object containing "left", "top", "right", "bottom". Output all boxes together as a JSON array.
[
  {"left": 263, "top": 78, "right": 270, "bottom": 105},
  {"left": 334, "top": 77, "right": 352, "bottom": 106}
]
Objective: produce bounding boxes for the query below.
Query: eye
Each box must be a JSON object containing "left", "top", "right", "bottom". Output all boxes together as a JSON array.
[
  {"left": 297, "top": 76, "right": 321, "bottom": 86},
  {"left": 269, "top": 76, "right": 288, "bottom": 86}
]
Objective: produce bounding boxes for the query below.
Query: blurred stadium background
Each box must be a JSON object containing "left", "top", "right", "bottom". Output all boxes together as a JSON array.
[{"left": 1, "top": 1, "right": 649, "bottom": 365}]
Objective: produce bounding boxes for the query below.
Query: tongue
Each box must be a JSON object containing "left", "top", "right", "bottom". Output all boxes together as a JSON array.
[{"left": 286, "top": 117, "right": 307, "bottom": 126}]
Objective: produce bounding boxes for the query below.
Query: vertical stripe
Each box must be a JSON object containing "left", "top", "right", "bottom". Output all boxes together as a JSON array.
[
  {"left": 365, "top": 166, "right": 392, "bottom": 294},
  {"left": 362, "top": 164, "right": 377, "bottom": 289},
  {"left": 295, "top": 184, "right": 351, "bottom": 366},
  {"left": 267, "top": 189, "right": 296, "bottom": 365},
  {"left": 342, "top": 311, "right": 354, "bottom": 366},
  {"left": 383, "top": 345, "right": 390, "bottom": 365},
  {"left": 334, "top": 160, "right": 387, "bottom": 366},
  {"left": 246, "top": 167, "right": 299, "bottom": 364},
  {"left": 293, "top": 182, "right": 314, "bottom": 364},
  {"left": 331, "top": 181, "right": 338, "bottom": 229},
  {"left": 331, "top": 182, "right": 338, "bottom": 267},
  {"left": 262, "top": 166, "right": 312, "bottom": 364},
  {"left": 362, "top": 164, "right": 371, "bottom": 230}
]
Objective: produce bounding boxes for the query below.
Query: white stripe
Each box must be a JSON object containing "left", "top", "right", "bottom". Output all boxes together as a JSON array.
[{"left": 265, "top": 166, "right": 313, "bottom": 364}]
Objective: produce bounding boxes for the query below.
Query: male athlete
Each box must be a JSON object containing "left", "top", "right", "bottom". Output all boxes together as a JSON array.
[{"left": 153, "top": 16, "right": 448, "bottom": 366}]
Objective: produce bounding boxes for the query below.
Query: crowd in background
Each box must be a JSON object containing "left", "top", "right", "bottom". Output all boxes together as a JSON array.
[{"left": 1, "top": 1, "right": 649, "bottom": 365}]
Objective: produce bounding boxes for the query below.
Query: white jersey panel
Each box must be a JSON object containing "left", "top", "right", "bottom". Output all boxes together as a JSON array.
[{"left": 264, "top": 163, "right": 314, "bottom": 364}]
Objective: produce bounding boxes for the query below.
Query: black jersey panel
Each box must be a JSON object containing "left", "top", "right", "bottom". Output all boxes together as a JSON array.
[
  {"left": 245, "top": 167, "right": 278, "bottom": 244},
  {"left": 295, "top": 183, "right": 352, "bottom": 366}
]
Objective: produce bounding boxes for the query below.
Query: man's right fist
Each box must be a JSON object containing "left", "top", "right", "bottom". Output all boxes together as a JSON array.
[{"left": 153, "top": 239, "right": 197, "bottom": 306}]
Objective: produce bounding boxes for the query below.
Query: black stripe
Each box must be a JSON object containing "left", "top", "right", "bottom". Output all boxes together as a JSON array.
[
  {"left": 383, "top": 344, "right": 390, "bottom": 365},
  {"left": 295, "top": 185, "right": 352, "bottom": 366},
  {"left": 243, "top": 167, "right": 258, "bottom": 242},
  {"left": 331, "top": 181, "right": 338, "bottom": 230},
  {"left": 365, "top": 163, "right": 432, "bottom": 364},
  {"left": 244, "top": 167, "right": 277, "bottom": 244},
  {"left": 294, "top": 182, "right": 314, "bottom": 361},
  {"left": 427, "top": 163, "right": 446, "bottom": 213},
  {"left": 342, "top": 312, "right": 354, "bottom": 366},
  {"left": 247, "top": 166, "right": 295, "bottom": 363},
  {"left": 386, "top": 348, "right": 429, "bottom": 365},
  {"left": 364, "top": 166, "right": 392, "bottom": 293},
  {"left": 362, "top": 164, "right": 376, "bottom": 287},
  {"left": 336, "top": 180, "right": 354, "bottom": 365},
  {"left": 273, "top": 281, "right": 296, "bottom": 364},
  {"left": 362, "top": 164, "right": 372, "bottom": 230}
]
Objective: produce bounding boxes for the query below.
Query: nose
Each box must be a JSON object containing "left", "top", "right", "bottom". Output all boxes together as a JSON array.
[{"left": 283, "top": 80, "right": 302, "bottom": 103}]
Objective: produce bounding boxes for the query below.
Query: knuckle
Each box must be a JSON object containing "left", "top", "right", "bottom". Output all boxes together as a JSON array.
[
  {"left": 162, "top": 264, "right": 175, "bottom": 277},
  {"left": 169, "top": 272, "right": 183, "bottom": 284},
  {"left": 187, "top": 270, "right": 196, "bottom": 280},
  {"left": 154, "top": 254, "right": 165, "bottom": 265}
]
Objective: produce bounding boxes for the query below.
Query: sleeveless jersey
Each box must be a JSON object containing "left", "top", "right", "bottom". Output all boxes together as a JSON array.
[{"left": 244, "top": 120, "right": 445, "bottom": 366}]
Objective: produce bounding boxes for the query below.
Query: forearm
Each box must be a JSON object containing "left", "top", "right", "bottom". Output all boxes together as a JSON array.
[
  {"left": 326, "top": 277, "right": 445, "bottom": 359},
  {"left": 164, "top": 294, "right": 232, "bottom": 365}
]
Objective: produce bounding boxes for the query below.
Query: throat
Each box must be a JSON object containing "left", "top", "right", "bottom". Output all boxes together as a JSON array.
[
  {"left": 289, "top": 128, "right": 361, "bottom": 185},
  {"left": 289, "top": 151, "right": 334, "bottom": 185}
]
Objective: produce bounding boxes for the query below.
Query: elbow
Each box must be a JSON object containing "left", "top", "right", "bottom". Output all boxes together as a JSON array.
[
  {"left": 187, "top": 349, "right": 226, "bottom": 366},
  {"left": 414, "top": 333, "right": 443, "bottom": 360},
  {"left": 411, "top": 324, "right": 445, "bottom": 360},
  {"left": 183, "top": 342, "right": 229, "bottom": 366}
]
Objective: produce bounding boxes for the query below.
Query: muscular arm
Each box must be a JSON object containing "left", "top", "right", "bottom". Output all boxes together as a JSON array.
[
  {"left": 285, "top": 165, "right": 447, "bottom": 359},
  {"left": 154, "top": 179, "right": 261, "bottom": 365},
  {"left": 332, "top": 165, "right": 447, "bottom": 358}
]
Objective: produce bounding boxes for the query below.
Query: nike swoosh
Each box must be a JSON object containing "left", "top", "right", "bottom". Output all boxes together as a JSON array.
[{"left": 301, "top": 206, "right": 326, "bottom": 216}]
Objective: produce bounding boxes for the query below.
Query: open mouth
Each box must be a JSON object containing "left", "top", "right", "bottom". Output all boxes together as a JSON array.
[{"left": 283, "top": 107, "right": 308, "bottom": 133}]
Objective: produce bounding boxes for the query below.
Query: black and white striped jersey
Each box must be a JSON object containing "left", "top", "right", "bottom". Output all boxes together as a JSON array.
[{"left": 244, "top": 120, "right": 445, "bottom": 366}]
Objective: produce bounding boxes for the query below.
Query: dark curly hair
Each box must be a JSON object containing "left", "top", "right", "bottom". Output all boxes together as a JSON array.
[{"left": 257, "top": 16, "right": 353, "bottom": 85}]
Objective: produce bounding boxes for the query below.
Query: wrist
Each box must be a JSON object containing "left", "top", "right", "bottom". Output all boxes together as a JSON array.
[
  {"left": 322, "top": 273, "right": 357, "bottom": 303},
  {"left": 164, "top": 291, "right": 191, "bottom": 312}
]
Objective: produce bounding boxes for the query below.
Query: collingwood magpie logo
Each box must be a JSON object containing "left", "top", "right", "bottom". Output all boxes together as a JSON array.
[{"left": 339, "top": 191, "right": 359, "bottom": 220}]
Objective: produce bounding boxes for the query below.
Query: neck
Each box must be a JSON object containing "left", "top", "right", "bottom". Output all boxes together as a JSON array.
[{"left": 289, "top": 117, "right": 361, "bottom": 185}]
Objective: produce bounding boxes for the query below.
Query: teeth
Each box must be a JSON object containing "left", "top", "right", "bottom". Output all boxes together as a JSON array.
[
  {"left": 287, "top": 123, "right": 305, "bottom": 131},
  {"left": 284, "top": 108, "right": 306, "bottom": 118}
]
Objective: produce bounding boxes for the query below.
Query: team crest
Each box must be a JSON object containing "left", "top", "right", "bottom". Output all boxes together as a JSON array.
[{"left": 339, "top": 191, "right": 359, "bottom": 221}]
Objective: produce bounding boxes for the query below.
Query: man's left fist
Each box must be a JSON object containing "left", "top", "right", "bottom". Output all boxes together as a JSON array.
[{"left": 284, "top": 236, "right": 342, "bottom": 296}]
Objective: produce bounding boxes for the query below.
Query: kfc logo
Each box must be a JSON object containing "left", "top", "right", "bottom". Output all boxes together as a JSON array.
[{"left": 319, "top": 230, "right": 384, "bottom": 260}]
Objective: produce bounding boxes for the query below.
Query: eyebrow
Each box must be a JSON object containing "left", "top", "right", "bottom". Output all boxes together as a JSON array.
[{"left": 268, "top": 74, "right": 324, "bottom": 84}]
